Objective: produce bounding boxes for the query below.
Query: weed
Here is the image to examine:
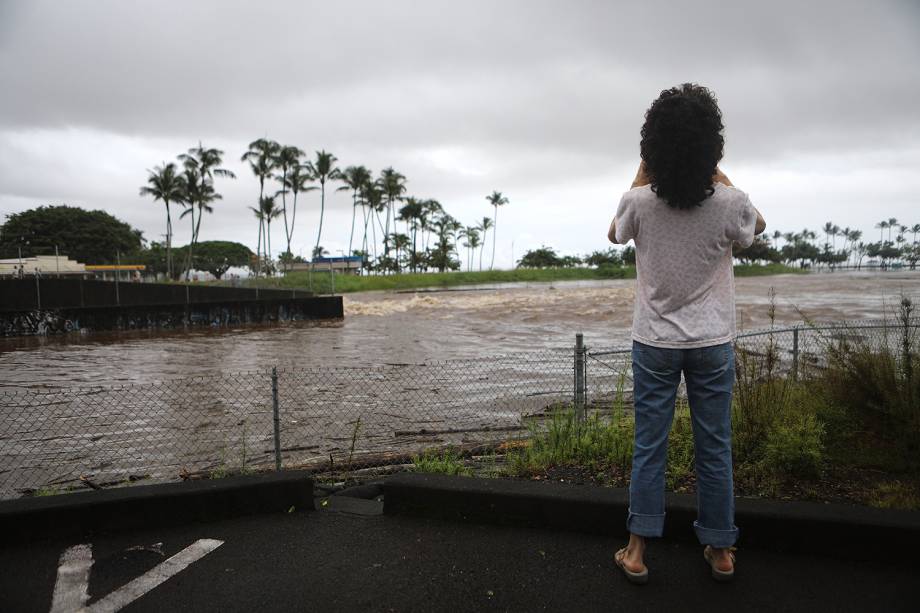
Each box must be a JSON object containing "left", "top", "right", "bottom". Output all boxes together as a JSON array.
[
  {"left": 868, "top": 480, "right": 920, "bottom": 510},
  {"left": 411, "top": 447, "right": 473, "bottom": 476}
]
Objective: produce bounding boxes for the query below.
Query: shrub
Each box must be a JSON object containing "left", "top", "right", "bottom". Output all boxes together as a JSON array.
[
  {"left": 596, "top": 263, "right": 627, "bottom": 279},
  {"left": 763, "top": 413, "right": 824, "bottom": 479},
  {"left": 817, "top": 304, "right": 920, "bottom": 447}
]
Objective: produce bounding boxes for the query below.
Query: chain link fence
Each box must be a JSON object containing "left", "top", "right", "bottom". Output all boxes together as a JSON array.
[{"left": 1, "top": 319, "right": 916, "bottom": 499}]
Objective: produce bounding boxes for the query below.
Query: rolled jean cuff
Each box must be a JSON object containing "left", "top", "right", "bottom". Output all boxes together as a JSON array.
[
  {"left": 627, "top": 508, "right": 666, "bottom": 537},
  {"left": 693, "top": 521, "right": 739, "bottom": 548}
]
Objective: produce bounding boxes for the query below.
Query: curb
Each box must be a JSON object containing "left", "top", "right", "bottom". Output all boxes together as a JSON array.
[
  {"left": 383, "top": 473, "right": 920, "bottom": 561},
  {"left": 0, "top": 472, "right": 314, "bottom": 544}
]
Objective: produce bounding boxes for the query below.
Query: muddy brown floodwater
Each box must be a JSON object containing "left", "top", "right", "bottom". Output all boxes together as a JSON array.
[{"left": 1, "top": 271, "right": 918, "bottom": 389}]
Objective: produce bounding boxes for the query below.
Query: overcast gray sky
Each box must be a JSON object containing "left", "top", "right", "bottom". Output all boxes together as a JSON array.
[{"left": 1, "top": 0, "right": 918, "bottom": 267}]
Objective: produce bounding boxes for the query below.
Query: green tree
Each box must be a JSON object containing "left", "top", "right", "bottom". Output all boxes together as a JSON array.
[
  {"left": 304, "top": 150, "right": 342, "bottom": 256},
  {"left": 139, "top": 162, "right": 186, "bottom": 279},
  {"left": 429, "top": 213, "right": 461, "bottom": 272},
  {"left": 377, "top": 167, "right": 407, "bottom": 261},
  {"left": 622, "top": 246, "right": 636, "bottom": 265},
  {"left": 259, "top": 195, "right": 282, "bottom": 264},
  {"left": 0, "top": 205, "right": 143, "bottom": 264},
  {"left": 518, "top": 246, "right": 563, "bottom": 268},
  {"left": 477, "top": 216, "right": 493, "bottom": 271},
  {"left": 178, "top": 143, "right": 236, "bottom": 279},
  {"left": 279, "top": 163, "right": 316, "bottom": 269},
  {"left": 189, "top": 240, "right": 253, "bottom": 279},
  {"left": 485, "top": 190, "right": 509, "bottom": 270},
  {"left": 241, "top": 139, "right": 280, "bottom": 276},
  {"left": 736, "top": 236, "right": 780, "bottom": 264},
  {"left": 338, "top": 165, "right": 373, "bottom": 256},
  {"left": 584, "top": 248, "right": 622, "bottom": 267},
  {"left": 398, "top": 197, "right": 425, "bottom": 272},
  {"left": 274, "top": 145, "right": 305, "bottom": 258},
  {"left": 361, "top": 181, "right": 385, "bottom": 269}
]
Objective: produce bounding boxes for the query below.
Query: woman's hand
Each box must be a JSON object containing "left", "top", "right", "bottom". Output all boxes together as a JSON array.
[
  {"left": 712, "top": 167, "right": 733, "bottom": 186},
  {"left": 631, "top": 160, "right": 651, "bottom": 188}
]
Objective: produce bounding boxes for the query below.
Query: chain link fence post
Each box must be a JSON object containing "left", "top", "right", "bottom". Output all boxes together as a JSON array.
[
  {"left": 272, "top": 367, "right": 282, "bottom": 471},
  {"left": 792, "top": 325, "right": 800, "bottom": 381},
  {"left": 574, "top": 332, "right": 586, "bottom": 422}
]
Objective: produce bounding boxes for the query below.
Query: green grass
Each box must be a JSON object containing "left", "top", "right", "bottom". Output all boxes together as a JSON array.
[
  {"left": 411, "top": 447, "right": 473, "bottom": 476},
  {"left": 236, "top": 263, "right": 800, "bottom": 294}
]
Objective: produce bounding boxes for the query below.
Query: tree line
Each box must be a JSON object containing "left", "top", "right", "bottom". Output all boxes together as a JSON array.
[
  {"left": 140, "top": 140, "right": 511, "bottom": 278},
  {"left": 735, "top": 219, "right": 920, "bottom": 269}
]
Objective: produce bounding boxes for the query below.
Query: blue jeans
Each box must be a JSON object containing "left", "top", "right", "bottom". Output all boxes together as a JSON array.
[{"left": 627, "top": 340, "right": 739, "bottom": 547}]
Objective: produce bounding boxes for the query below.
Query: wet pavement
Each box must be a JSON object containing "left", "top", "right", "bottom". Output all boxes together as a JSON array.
[{"left": 2, "top": 501, "right": 916, "bottom": 612}]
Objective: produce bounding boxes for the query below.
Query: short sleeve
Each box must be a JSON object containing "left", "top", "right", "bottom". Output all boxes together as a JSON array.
[
  {"left": 727, "top": 191, "right": 757, "bottom": 248},
  {"left": 614, "top": 192, "right": 638, "bottom": 244}
]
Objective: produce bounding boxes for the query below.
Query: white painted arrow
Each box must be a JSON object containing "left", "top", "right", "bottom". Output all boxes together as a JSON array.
[{"left": 50, "top": 539, "right": 224, "bottom": 613}]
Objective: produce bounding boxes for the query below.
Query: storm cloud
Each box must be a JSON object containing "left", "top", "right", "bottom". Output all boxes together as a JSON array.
[{"left": 1, "top": 0, "right": 918, "bottom": 265}]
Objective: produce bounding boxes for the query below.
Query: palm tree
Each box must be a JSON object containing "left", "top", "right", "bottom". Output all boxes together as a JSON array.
[
  {"left": 179, "top": 143, "right": 236, "bottom": 279},
  {"left": 391, "top": 233, "right": 410, "bottom": 273},
  {"left": 259, "top": 195, "right": 282, "bottom": 265},
  {"left": 398, "top": 197, "right": 425, "bottom": 272},
  {"left": 485, "top": 191, "right": 509, "bottom": 270},
  {"left": 304, "top": 150, "right": 342, "bottom": 257},
  {"left": 876, "top": 220, "right": 889, "bottom": 243},
  {"left": 377, "top": 168, "right": 407, "bottom": 259},
  {"left": 460, "top": 226, "right": 481, "bottom": 272},
  {"left": 139, "top": 162, "right": 185, "bottom": 280},
  {"left": 421, "top": 199, "right": 442, "bottom": 252},
  {"left": 823, "top": 222, "right": 834, "bottom": 248},
  {"left": 478, "top": 217, "right": 493, "bottom": 271},
  {"left": 911, "top": 224, "right": 920, "bottom": 244},
  {"left": 279, "top": 163, "right": 316, "bottom": 268},
  {"left": 887, "top": 218, "right": 899, "bottom": 242},
  {"left": 274, "top": 145, "right": 305, "bottom": 259},
  {"left": 241, "top": 139, "right": 280, "bottom": 276},
  {"left": 179, "top": 166, "right": 203, "bottom": 279},
  {"left": 848, "top": 230, "right": 862, "bottom": 266},
  {"left": 772, "top": 230, "right": 783, "bottom": 250},
  {"left": 249, "top": 205, "right": 265, "bottom": 274},
  {"left": 337, "top": 166, "right": 373, "bottom": 255},
  {"left": 361, "top": 181, "right": 385, "bottom": 268}
]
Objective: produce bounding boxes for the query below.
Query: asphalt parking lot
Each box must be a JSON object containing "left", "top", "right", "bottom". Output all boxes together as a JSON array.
[{"left": 2, "top": 498, "right": 917, "bottom": 613}]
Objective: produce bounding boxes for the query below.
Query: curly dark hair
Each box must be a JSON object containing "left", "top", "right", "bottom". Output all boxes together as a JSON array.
[{"left": 640, "top": 83, "right": 724, "bottom": 209}]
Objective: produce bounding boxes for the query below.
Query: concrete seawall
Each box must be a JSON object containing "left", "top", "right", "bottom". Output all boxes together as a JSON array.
[{"left": 0, "top": 279, "right": 342, "bottom": 336}]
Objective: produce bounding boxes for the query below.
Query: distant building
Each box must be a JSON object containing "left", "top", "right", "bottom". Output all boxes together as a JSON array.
[
  {"left": 0, "top": 255, "right": 87, "bottom": 277},
  {"left": 289, "top": 256, "right": 363, "bottom": 275}
]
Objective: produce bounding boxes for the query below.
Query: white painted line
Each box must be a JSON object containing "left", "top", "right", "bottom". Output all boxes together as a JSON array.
[
  {"left": 50, "top": 543, "right": 93, "bottom": 613},
  {"left": 87, "top": 539, "right": 224, "bottom": 613}
]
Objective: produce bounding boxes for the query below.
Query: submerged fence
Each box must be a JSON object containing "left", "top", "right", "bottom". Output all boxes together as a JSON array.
[{"left": 1, "top": 319, "right": 916, "bottom": 499}]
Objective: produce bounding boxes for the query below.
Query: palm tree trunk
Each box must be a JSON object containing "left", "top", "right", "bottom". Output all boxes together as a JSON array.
[
  {"left": 185, "top": 206, "right": 195, "bottom": 281},
  {"left": 255, "top": 217, "right": 263, "bottom": 276},
  {"left": 281, "top": 169, "right": 291, "bottom": 257},
  {"left": 315, "top": 181, "right": 326, "bottom": 253},
  {"left": 266, "top": 220, "right": 272, "bottom": 264},
  {"left": 371, "top": 210, "right": 380, "bottom": 273},
  {"left": 348, "top": 189, "right": 358, "bottom": 255},
  {"left": 490, "top": 206, "right": 498, "bottom": 270},
  {"left": 165, "top": 201, "right": 172, "bottom": 281},
  {"left": 479, "top": 230, "right": 486, "bottom": 271},
  {"left": 287, "top": 190, "right": 300, "bottom": 272}
]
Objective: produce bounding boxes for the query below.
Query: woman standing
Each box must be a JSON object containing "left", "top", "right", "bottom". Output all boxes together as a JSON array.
[{"left": 609, "top": 84, "right": 766, "bottom": 584}]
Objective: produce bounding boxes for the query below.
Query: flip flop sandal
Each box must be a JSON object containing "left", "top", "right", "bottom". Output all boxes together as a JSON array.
[
  {"left": 703, "top": 545, "right": 736, "bottom": 582},
  {"left": 614, "top": 547, "right": 649, "bottom": 585}
]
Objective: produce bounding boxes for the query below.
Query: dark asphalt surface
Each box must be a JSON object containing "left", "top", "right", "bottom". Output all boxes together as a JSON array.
[{"left": 2, "top": 500, "right": 916, "bottom": 612}]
